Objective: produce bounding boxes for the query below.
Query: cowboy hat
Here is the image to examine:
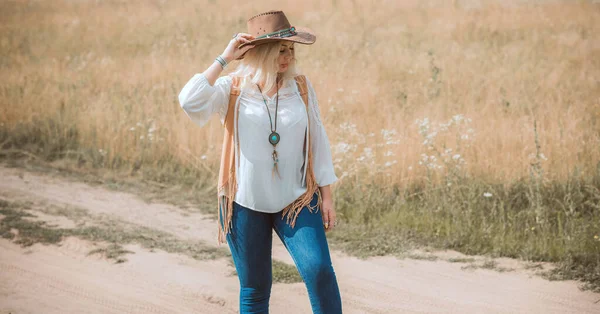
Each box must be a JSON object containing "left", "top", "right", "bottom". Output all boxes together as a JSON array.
[{"left": 236, "top": 10, "right": 316, "bottom": 60}]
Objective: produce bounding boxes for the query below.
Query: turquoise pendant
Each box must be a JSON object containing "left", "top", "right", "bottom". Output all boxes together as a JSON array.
[{"left": 269, "top": 132, "right": 280, "bottom": 146}]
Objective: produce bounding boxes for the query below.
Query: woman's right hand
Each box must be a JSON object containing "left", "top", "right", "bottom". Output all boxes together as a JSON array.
[{"left": 221, "top": 33, "right": 256, "bottom": 62}]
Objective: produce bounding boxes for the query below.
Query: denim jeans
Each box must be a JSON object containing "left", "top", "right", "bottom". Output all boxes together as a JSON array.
[{"left": 220, "top": 192, "right": 343, "bottom": 314}]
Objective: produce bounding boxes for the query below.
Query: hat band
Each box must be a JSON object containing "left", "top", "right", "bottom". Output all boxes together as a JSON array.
[{"left": 255, "top": 26, "right": 297, "bottom": 40}]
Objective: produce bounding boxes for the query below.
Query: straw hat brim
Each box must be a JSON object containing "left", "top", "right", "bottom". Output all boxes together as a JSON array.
[{"left": 236, "top": 27, "right": 316, "bottom": 60}]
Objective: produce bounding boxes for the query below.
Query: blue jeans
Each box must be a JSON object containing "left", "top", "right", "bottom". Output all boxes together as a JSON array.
[{"left": 220, "top": 192, "right": 343, "bottom": 314}]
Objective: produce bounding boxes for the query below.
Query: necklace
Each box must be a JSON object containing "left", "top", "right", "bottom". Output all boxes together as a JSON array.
[{"left": 256, "top": 77, "right": 282, "bottom": 178}]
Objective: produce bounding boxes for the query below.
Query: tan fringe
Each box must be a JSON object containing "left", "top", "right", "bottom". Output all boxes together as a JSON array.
[
  {"left": 217, "top": 169, "right": 237, "bottom": 244},
  {"left": 281, "top": 142, "right": 322, "bottom": 227}
]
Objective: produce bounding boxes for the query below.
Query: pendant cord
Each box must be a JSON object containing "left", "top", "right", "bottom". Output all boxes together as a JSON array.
[
  {"left": 256, "top": 77, "right": 280, "bottom": 134},
  {"left": 275, "top": 77, "right": 278, "bottom": 131}
]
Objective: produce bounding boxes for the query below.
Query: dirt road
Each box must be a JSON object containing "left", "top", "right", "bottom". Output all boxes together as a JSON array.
[{"left": 0, "top": 165, "right": 598, "bottom": 313}]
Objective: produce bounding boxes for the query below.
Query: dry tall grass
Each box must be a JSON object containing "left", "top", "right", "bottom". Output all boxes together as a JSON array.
[{"left": 1, "top": 0, "right": 598, "bottom": 185}]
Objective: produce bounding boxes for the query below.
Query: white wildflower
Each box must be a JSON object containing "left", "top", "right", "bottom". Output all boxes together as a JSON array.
[
  {"left": 334, "top": 142, "right": 352, "bottom": 155},
  {"left": 339, "top": 122, "right": 358, "bottom": 134},
  {"left": 381, "top": 129, "right": 398, "bottom": 137},
  {"left": 452, "top": 114, "right": 464, "bottom": 123},
  {"left": 382, "top": 129, "right": 400, "bottom": 145},
  {"left": 415, "top": 118, "right": 430, "bottom": 130}
]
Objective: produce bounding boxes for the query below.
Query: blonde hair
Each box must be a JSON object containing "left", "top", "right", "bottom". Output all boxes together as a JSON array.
[{"left": 230, "top": 41, "right": 298, "bottom": 93}]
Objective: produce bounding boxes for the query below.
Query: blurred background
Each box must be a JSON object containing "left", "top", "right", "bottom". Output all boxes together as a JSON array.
[{"left": 1, "top": 0, "right": 599, "bottom": 292}]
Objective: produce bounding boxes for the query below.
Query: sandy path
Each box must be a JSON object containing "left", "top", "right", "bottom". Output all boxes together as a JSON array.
[{"left": 0, "top": 165, "right": 598, "bottom": 313}]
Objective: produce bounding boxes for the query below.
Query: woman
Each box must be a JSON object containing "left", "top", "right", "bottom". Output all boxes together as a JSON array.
[{"left": 178, "top": 10, "right": 342, "bottom": 314}]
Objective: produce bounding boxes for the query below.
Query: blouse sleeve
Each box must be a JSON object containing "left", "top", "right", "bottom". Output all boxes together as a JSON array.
[
  {"left": 306, "top": 77, "right": 338, "bottom": 187},
  {"left": 178, "top": 73, "right": 232, "bottom": 127}
]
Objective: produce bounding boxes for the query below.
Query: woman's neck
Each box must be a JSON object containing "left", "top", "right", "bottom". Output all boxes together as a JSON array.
[{"left": 257, "top": 73, "right": 284, "bottom": 97}]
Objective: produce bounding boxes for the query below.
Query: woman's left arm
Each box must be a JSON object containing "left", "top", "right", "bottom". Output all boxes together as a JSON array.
[{"left": 306, "top": 77, "right": 338, "bottom": 232}]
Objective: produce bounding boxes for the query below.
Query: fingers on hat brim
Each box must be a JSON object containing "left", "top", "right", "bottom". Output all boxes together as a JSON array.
[{"left": 236, "top": 27, "right": 316, "bottom": 60}]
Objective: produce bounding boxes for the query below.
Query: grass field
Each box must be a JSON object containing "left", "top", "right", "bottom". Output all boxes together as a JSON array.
[{"left": 1, "top": 0, "right": 599, "bottom": 291}]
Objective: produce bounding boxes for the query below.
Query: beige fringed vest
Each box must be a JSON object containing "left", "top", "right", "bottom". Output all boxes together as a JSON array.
[{"left": 217, "top": 75, "right": 322, "bottom": 244}]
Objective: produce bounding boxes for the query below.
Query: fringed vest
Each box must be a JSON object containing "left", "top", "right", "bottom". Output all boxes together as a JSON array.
[{"left": 217, "top": 75, "right": 322, "bottom": 244}]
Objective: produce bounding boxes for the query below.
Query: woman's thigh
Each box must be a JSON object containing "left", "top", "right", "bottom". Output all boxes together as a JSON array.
[
  {"left": 272, "top": 193, "right": 333, "bottom": 277},
  {"left": 225, "top": 202, "right": 274, "bottom": 290}
]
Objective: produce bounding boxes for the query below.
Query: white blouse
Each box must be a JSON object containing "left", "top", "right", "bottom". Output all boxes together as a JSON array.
[{"left": 178, "top": 73, "right": 338, "bottom": 213}]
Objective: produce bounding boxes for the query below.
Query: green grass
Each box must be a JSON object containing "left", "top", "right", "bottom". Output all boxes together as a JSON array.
[
  {"left": 0, "top": 199, "right": 66, "bottom": 246},
  {"left": 405, "top": 253, "right": 439, "bottom": 261},
  {"left": 272, "top": 260, "right": 303, "bottom": 284},
  {"left": 87, "top": 243, "right": 134, "bottom": 264},
  {"left": 326, "top": 223, "right": 414, "bottom": 258},
  {"left": 228, "top": 258, "right": 303, "bottom": 284},
  {"left": 448, "top": 257, "right": 477, "bottom": 263},
  {"left": 460, "top": 259, "right": 515, "bottom": 273}
]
